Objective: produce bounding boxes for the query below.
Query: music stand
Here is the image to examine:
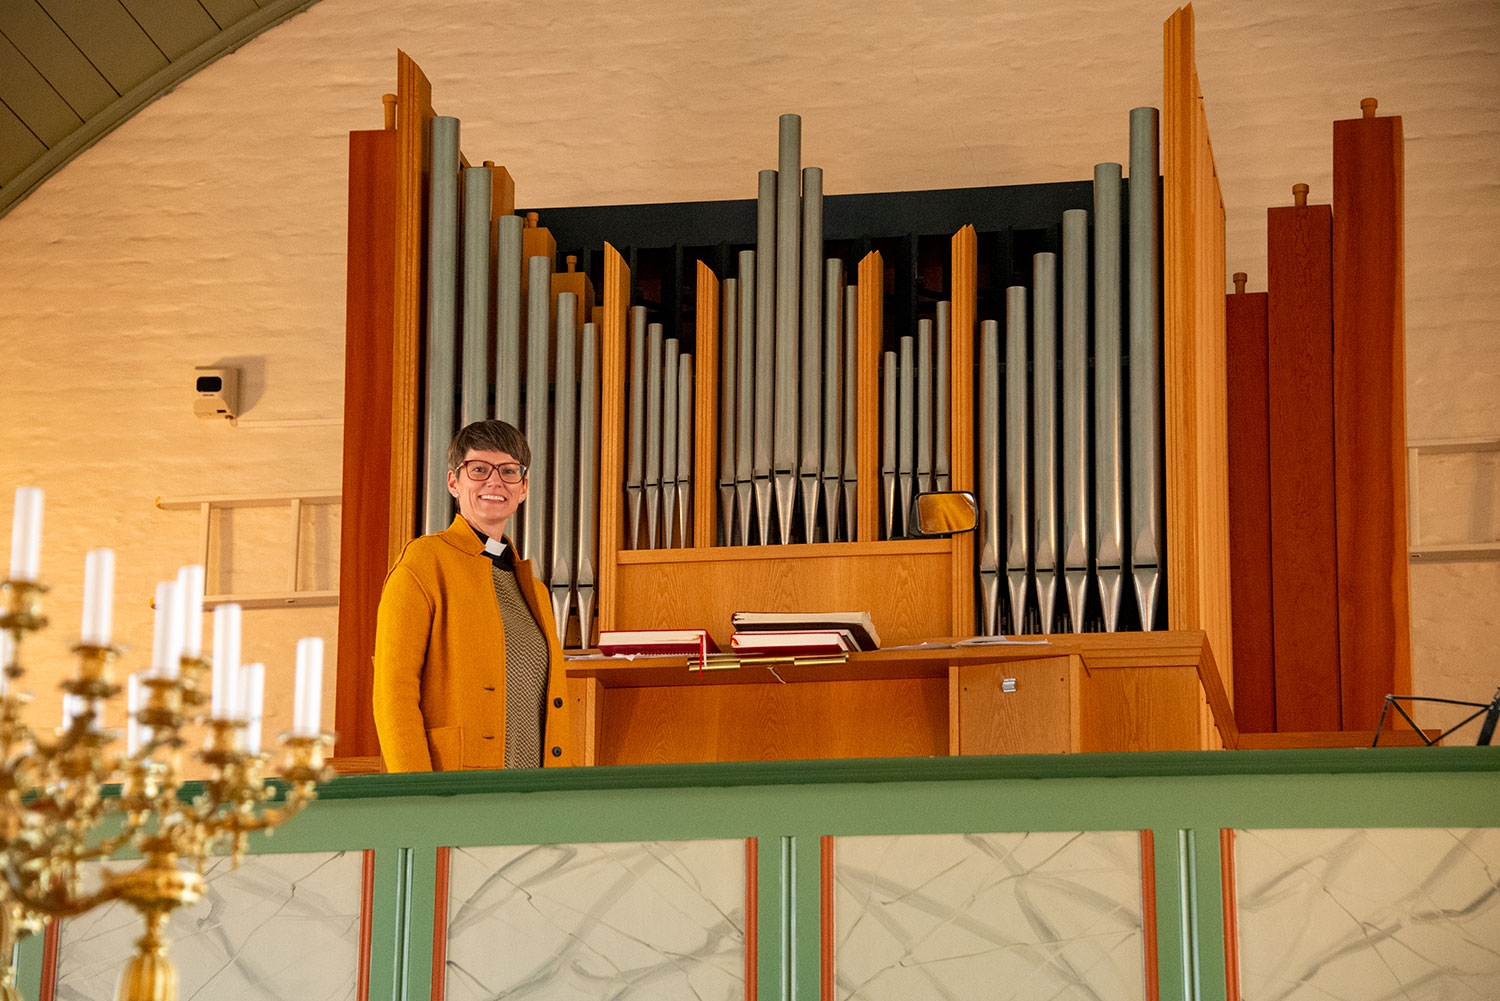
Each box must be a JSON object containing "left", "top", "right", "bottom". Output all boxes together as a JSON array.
[{"left": 1373, "top": 687, "right": 1500, "bottom": 747}]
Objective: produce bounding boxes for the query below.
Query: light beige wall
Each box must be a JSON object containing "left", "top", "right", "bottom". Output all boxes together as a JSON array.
[{"left": 0, "top": 0, "right": 1495, "bottom": 739}]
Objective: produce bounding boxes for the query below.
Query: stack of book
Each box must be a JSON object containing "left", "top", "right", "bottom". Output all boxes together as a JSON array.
[{"left": 729, "top": 611, "right": 880, "bottom": 656}]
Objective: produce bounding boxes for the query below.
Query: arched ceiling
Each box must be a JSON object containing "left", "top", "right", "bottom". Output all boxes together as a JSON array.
[{"left": 0, "top": 0, "right": 321, "bottom": 220}]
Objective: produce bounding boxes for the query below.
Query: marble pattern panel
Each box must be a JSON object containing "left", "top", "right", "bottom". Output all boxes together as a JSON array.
[
  {"left": 55, "top": 850, "right": 364, "bottom": 1001},
  {"left": 1234, "top": 827, "right": 1500, "bottom": 1001},
  {"left": 444, "top": 839, "right": 746, "bottom": 1001},
  {"left": 834, "top": 830, "right": 1147, "bottom": 1001}
]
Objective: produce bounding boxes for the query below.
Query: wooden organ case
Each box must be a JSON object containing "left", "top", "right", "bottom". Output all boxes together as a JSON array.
[{"left": 335, "top": 6, "right": 1244, "bottom": 769}]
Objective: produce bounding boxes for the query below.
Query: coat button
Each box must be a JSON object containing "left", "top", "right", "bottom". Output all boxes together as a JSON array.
[
  {"left": 553, "top": 697, "right": 563, "bottom": 708},
  {"left": 551, "top": 746, "right": 561, "bottom": 757}
]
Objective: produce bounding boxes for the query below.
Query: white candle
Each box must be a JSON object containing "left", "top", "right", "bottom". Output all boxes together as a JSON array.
[
  {"left": 0, "top": 630, "right": 12, "bottom": 695},
  {"left": 210, "top": 603, "right": 242, "bottom": 719},
  {"left": 151, "top": 581, "right": 182, "bottom": 678},
  {"left": 240, "top": 662, "right": 265, "bottom": 754},
  {"left": 61, "top": 692, "right": 80, "bottom": 729},
  {"left": 177, "top": 565, "right": 205, "bottom": 657},
  {"left": 9, "top": 487, "right": 43, "bottom": 582},
  {"left": 80, "top": 548, "right": 116, "bottom": 646},
  {"left": 127, "top": 673, "right": 142, "bottom": 756},
  {"left": 293, "top": 637, "right": 323, "bottom": 736}
]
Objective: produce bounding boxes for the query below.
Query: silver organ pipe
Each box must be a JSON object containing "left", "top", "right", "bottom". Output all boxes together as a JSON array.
[
  {"left": 736, "top": 250, "right": 757, "bottom": 546},
  {"left": 1061, "top": 209, "right": 1091, "bottom": 633},
  {"left": 675, "top": 352, "right": 694, "bottom": 548},
  {"left": 494, "top": 214, "right": 524, "bottom": 427},
  {"left": 661, "top": 337, "right": 680, "bottom": 548},
  {"left": 522, "top": 254, "right": 553, "bottom": 567},
  {"left": 460, "top": 166, "right": 493, "bottom": 428},
  {"left": 626, "top": 305, "right": 647, "bottom": 550},
  {"left": 978, "top": 319, "right": 1002, "bottom": 635},
  {"left": 773, "top": 114, "right": 801, "bottom": 545},
  {"left": 575, "top": 322, "right": 599, "bottom": 646},
  {"left": 1093, "top": 162, "right": 1126, "bottom": 631},
  {"left": 881, "top": 350, "right": 898, "bottom": 540},
  {"left": 1129, "top": 106, "right": 1164, "bottom": 629},
  {"left": 916, "top": 318, "right": 934, "bottom": 496},
  {"left": 799, "top": 166, "right": 824, "bottom": 543},
  {"left": 934, "top": 301, "right": 951, "bottom": 493},
  {"left": 1005, "top": 285, "right": 1031, "bottom": 634},
  {"left": 1031, "top": 254, "right": 1059, "bottom": 634},
  {"left": 422, "top": 116, "right": 461, "bottom": 535},
  {"left": 549, "top": 293, "right": 578, "bottom": 636},
  {"left": 718, "top": 277, "right": 739, "bottom": 546},
  {"left": 821, "top": 258, "right": 845, "bottom": 542},
  {"left": 754, "top": 171, "right": 776, "bottom": 546},
  {"left": 645, "top": 321, "right": 664, "bottom": 550}
]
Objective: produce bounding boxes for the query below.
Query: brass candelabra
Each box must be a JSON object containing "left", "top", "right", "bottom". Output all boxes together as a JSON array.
[{"left": 0, "top": 576, "right": 333, "bottom": 1001}]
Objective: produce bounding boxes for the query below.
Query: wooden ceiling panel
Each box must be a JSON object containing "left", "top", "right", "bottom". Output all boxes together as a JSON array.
[
  {"left": 120, "top": 0, "right": 219, "bottom": 60},
  {"left": 36, "top": 0, "right": 168, "bottom": 93},
  {"left": 0, "top": 33, "right": 85, "bottom": 146},
  {"left": 0, "top": 0, "right": 322, "bottom": 218},
  {"left": 0, "top": 0, "right": 118, "bottom": 119},
  {"left": 0, "top": 103, "right": 48, "bottom": 186},
  {"left": 198, "top": 0, "right": 257, "bottom": 29}
]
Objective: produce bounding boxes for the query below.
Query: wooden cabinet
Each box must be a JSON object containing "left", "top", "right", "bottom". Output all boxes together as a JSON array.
[{"left": 567, "top": 630, "right": 1235, "bottom": 765}]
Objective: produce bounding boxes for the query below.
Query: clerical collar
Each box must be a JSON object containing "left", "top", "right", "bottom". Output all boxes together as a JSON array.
[{"left": 475, "top": 531, "right": 515, "bottom": 569}]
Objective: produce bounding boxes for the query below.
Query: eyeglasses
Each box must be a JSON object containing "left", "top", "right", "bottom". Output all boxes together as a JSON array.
[{"left": 456, "top": 460, "right": 527, "bottom": 484}]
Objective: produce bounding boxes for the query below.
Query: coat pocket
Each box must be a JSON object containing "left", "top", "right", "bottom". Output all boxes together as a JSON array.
[{"left": 426, "top": 725, "right": 462, "bottom": 771}]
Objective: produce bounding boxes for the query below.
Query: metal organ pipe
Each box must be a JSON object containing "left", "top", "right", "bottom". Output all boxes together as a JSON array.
[
  {"left": 522, "top": 254, "right": 553, "bottom": 568},
  {"left": 1032, "top": 253, "right": 1060, "bottom": 633},
  {"left": 979, "top": 319, "right": 1002, "bottom": 635},
  {"left": 736, "top": 250, "right": 757, "bottom": 546},
  {"left": 460, "top": 165, "right": 492, "bottom": 428},
  {"left": 934, "top": 301, "right": 951, "bottom": 493},
  {"left": 661, "top": 337, "right": 679, "bottom": 548},
  {"left": 422, "top": 116, "right": 461, "bottom": 535},
  {"left": 494, "top": 214, "right": 524, "bottom": 427},
  {"left": 1093, "top": 162, "right": 1126, "bottom": 631},
  {"left": 821, "top": 258, "right": 845, "bottom": 542},
  {"left": 754, "top": 171, "right": 776, "bottom": 546},
  {"left": 1129, "top": 106, "right": 1163, "bottom": 629},
  {"left": 773, "top": 114, "right": 802, "bottom": 545},
  {"left": 1061, "top": 209, "right": 1091, "bottom": 633},
  {"left": 575, "top": 322, "right": 599, "bottom": 647},
  {"left": 626, "top": 306, "right": 647, "bottom": 550},
  {"left": 549, "top": 293, "right": 578, "bottom": 637},
  {"left": 1005, "top": 286, "right": 1031, "bottom": 634},
  {"left": 645, "top": 322, "right": 664, "bottom": 550},
  {"left": 718, "top": 278, "right": 738, "bottom": 545}
]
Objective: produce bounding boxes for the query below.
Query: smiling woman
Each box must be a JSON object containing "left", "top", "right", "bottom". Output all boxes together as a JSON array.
[{"left": 372, "top": 419, "right": 575, "bottom": 773}]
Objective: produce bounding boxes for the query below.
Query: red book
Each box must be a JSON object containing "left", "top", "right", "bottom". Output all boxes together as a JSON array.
[
  {"left": 596, "top": 629, "right": 718, "bottom": 657},
  {"left": 730, "top": 629, "right": 856, "bottom": 656}
]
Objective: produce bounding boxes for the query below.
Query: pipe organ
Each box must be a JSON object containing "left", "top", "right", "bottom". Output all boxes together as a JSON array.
[
  {"left": 394, "top": 108, "right": 1169, "bottom": 648},
  {"left": 338, "top": 15, "right": 1239, "bottom": 760}
]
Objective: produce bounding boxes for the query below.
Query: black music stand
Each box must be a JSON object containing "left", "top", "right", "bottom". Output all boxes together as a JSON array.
[{"left": 1373, "top": 687, "right": 1500, "bottom": 747}]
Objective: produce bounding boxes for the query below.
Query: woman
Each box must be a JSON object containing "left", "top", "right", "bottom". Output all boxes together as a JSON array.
[{"left": 373, "top": 420, "right": 575, "bottom": 772}]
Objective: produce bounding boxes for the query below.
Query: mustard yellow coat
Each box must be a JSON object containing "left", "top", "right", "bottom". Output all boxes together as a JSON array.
[{"left": 372, "top": 516, "right": 575, "bottom": 772}]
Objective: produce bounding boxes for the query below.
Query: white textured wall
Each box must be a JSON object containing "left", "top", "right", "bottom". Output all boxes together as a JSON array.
[{"left": 0, "top": 0, "right": 1495, "bottom": 739}]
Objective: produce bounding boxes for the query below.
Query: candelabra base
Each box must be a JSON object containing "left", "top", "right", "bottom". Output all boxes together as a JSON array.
[{"left": 116, "top": 945, "right": 175, "bottom": 1001}]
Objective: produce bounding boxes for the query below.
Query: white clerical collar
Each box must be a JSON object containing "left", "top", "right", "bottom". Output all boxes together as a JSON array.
[{"left": 483, "top": 536, "right": 507, "bottom": 558}]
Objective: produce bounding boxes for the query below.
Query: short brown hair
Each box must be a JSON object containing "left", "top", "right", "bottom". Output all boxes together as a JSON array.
[{"left": 446, "top": 420, "right": 531, "bottom": 471}]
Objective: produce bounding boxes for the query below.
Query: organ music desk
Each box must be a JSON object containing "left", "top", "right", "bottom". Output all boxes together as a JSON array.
[{"left": 566, "top": 629, "right": 1237, "bottom": 765}]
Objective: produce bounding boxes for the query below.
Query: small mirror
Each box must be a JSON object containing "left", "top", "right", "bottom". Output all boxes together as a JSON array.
[{"left": 911, "top": 491, "right": 978, "bottom": 537}]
